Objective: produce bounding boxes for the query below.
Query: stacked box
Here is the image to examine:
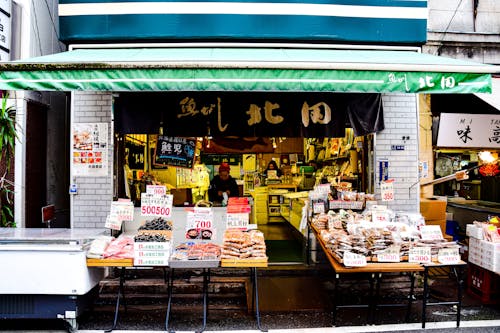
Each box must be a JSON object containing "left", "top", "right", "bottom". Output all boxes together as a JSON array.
[
  {"left": 420, "top": 197, "right": 447, "bottom": 235},
  {"left": 133, "top": 242, "right": 171, "bottom": 266},
  {"left": 467, "top": 237, "right": 500, "bottom": 274}
]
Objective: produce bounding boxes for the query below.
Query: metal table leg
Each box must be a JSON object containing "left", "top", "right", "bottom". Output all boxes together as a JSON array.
[
  {"left": 422, "top": 267, "right": 429, "bottom": 329},
  {"left": 370, "top": 273, "right": 382, "bottom": 324},
  {"left": 105, "top": 267, "right": 126, "bottom": 333},
  {"left": 332, "top": 273, "right": 339, "bottom": 326},
  {"left": 165, "top": 268, "right": 174, "bottom": 332},
  {"left": 252, "top": 267, "right": 267, "bottom": 332},
  {"left": 367, "top": 273, "right": 376, "bottom": 324},
  {"left": 196, "top": 268, "right": 209, "bottom": 333},
  {"left": 405, "top": 272, "right": 416, "bottom": 322},
  {"left": 453, "top": 266, "right": 464, "bottom": 328}
]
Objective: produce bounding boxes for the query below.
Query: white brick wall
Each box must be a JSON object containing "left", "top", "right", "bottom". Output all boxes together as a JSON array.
[
  {"left": 71, "top": 92, "right": 114, "bottom": 229},
  {"left": 375, "top": 94, "right": 419, "bottom": 212}
]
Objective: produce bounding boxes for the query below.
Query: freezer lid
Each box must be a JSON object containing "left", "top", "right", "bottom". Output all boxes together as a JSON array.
[{"left": 0, "top": 228, "right": 108, "bottom": 245}]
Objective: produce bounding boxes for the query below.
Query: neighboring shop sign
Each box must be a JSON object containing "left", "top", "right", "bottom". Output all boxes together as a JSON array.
[
  {"left": 126, "top": 140, "right": 145, "bottom": 170},
  {"left": 0, "top": 0, "right": 11, "bottom": 61},
  {"left": 437, "top": 113, "right": 500, "bottom": 148},
  {"left": 115, "top": 92, "right": 384, "bottom": 138},
  {"left": 154, "top": 136, "right": 196, "bottom": 169},
  {"left": 72, "top": 123, "right": 108, "bottom": 177}
]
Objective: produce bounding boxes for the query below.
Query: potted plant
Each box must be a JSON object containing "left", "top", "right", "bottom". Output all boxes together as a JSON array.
[{"left": 0, "top": 93, "right": 17, "bottom": 227}]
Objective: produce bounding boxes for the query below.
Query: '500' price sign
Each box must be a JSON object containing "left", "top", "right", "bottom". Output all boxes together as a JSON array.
[
  {"left": 381, "top": 179, "right": 394, "bottom": 201},
  {"left": 141, "top": 193, "right": 173, "bottom": 218}
]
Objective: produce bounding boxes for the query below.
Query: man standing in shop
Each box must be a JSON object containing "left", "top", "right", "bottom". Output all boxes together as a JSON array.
[{"left": 208, "top": 162, "right": 239, "bottom": 205}]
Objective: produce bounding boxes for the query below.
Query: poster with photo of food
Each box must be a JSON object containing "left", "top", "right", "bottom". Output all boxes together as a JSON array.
[{"left": 72, "top": 123, "right": 108, "bottom": 177}]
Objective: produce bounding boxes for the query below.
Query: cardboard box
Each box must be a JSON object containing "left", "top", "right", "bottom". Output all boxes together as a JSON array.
[
  {"left": 425, "top": 219, "right": 447, "bottom": 235},
  {"left": 420, "top": 197, "right": 447, "bottom": 221},
  {"left": 170, "top": 188, "right": 192, "bottom": 206}
]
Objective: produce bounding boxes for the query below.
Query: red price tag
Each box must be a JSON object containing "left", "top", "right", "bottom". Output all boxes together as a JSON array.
[{"left": 381, "top": 180, "right": 394, "bottom": 202}]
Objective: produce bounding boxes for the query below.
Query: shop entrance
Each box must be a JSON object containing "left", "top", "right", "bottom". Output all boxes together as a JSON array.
[{"left": 113, "top": 93, "right": 375, "bottom": 264}]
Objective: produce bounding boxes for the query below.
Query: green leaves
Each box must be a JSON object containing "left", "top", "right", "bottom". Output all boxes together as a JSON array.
[{"left": 0, "top": 93, "right": 17, "bottom": 227}]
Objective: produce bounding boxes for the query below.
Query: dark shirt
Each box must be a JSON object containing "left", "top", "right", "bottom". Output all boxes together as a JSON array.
[{"left": 208, "top": 175, "right": 239, "bottom": 202}]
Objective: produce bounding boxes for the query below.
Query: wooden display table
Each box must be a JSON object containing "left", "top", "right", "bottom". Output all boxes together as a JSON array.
[{"left": 310, "top": 224, "right": 424, "bottom": 325}]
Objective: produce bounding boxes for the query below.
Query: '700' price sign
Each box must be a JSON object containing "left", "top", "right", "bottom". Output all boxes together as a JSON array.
[{"left": 141, "top": 193, "right": 173, "bottom": 218}]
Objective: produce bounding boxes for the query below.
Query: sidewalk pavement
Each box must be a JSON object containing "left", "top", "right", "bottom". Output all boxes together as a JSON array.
[{"left": 0, "top": 320, "right": 499, "bottom": 333}]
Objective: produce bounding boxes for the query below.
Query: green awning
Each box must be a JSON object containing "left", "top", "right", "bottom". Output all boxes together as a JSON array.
[{"left": 0, "top": 47, "right": 497, "bottom": 93}]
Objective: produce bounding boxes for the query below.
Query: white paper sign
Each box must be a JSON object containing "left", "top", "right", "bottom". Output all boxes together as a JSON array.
[
  {"left": 420, "top": 225, "right": 444, "bottom": 241},
  {"left": 438, "top": 248, "right": 461, "bottom": 264},
  {"left": 376, "top": 245, "right": 400, "bottom": 262},
  {"left": 437, "top": 113, "right": 500, "bottom": 148},
  {"left": 380, "top": 180, "right": 394, "bottom": 202},
  {"left": 226, "top": 213, "right": 249, "bottom": 229},
  {"left": 313, "top": 202, "right": 325, "bottom": 214},
  {"left": 409, "top": 247, "right": 432, "bottom": 263},
  {"left": 141, "top": 193, "right": 173, "bottom": 218},
  {"left": 146, "top": 185, "right": 167, "bottom": 196},
  {"left": 186, "top": 208, "right": 214, "bottom": 240},
  {"left": 104, "top": 214, "right": 122, "bottom": 231},
  {"left": 110, "top": 201, "right": 134, "bottom": 222},
  {"left": 343, "top": 252, "right": 367, "bottom": 267}
]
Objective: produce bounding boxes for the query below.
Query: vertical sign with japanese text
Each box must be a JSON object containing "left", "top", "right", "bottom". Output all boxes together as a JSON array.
[{"left": 72, "top": 123, "right": 108, "bottom": 177}]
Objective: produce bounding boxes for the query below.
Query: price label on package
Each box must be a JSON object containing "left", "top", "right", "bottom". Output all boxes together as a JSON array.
[
  {"left": 409, "top": 247, "right": 432, "bottom": 263},
  {"left": 377, "top": 245, "right": 400, "bottom": 262},
  {"left": 343, "top": 252, "right": 367, "bottom": 267},
  {"left": 380, "top": 179, "right": 394, "bottom": 201},
  {"left": 438, "top": 248, "right": 461, "bottom": 264},
  {"left": 141, "top": 193, "right": 173, "bottom": 218}
]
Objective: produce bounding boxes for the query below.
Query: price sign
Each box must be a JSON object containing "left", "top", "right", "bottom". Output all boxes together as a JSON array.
[
  {"left": 141, "top": 193, "right": 173, "bottom": 218},
  {"left": 104, "top": 214, "right": 122, "bottom": 231},
  {"left": 313, "top": 202, "right": 325, "bottom": 214},
  {"left": 343, "top": 252, "right": 367, "bottom": 267},
  {"left": 409, "top": 247, "right": 432, "bottom": 263},
  {"left": 110, "top": 201, "right": 134, "bottom": 222},
  {"left": 380, "top": 180, "right": 394, "bottom": 201},
  {"left": 372, "top": 210, "right": 389, "bottom": 223},
  {"left": 146, "top": 185, "right": 167, "bottom": 196},
  {"left": 315, "top": 184, "right": 331, "bottom": 195},
  {"left": 438, "top": 248, "right": 461, "bottom": 264},
  {"left": 420, "top": 225, "right": 443, "bottom": 241},
  {"left": 227, "top": 213, "right": 249, "bottom": 229},
  {"left": 376, "top": 245, "right": 400, "bottom": 262},
  {"left": 186, "top": 208, "right": 214, "bottom": 240}
]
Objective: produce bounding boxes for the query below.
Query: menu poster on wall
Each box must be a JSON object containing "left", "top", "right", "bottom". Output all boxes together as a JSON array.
[
  {"left": 154, "top": 136, "right": 196, "bottom": 169},
  {"left": 72, "top": 123, "right": 108, "bottom": 177}
]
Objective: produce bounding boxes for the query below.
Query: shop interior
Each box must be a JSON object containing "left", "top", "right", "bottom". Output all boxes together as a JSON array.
[
  {"left": 433, "top": 149, "right": 500, "bottom": 203},
  {"left": 114, "top": 131, "right": 374, "bottom": 264}
]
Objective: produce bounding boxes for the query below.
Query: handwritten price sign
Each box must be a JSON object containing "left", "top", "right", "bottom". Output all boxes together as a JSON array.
[
  {"left": 381, "top": 180, "right": 394, "bottom": 201},
  {"left": 438, "top": 248, "right": 461, "bottom": 264},
  {"left": 377, "top": 246, "right": 400, "bottom": 262},
  {"left": 110, "top": 201, "right": 134, "bottom": 222},
  {"left": 420, "top": 225, "right": 443, "bottom": 241},
  {"left": 141, "top": 193, "right": 173, "bottom": 218},
  {"left": 409, "top": 247, "right": 432, "bottom": 263},
  {"left": 343, "top": 252, "right": 367, "bottom": 267}
]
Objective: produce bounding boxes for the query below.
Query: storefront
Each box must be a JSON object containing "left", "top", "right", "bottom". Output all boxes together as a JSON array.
[{"left": 0, "top": 45, "right": 496, "bottom": 262}]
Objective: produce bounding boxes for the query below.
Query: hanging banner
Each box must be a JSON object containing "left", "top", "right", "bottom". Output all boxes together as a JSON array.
[
  {"left": 115, "top": 92, "right": 384, "bottom": 138},
  {"left": 437, "top": 113, "right": 500, "bottom": 148},
  {"left": 72, "top": 123, "right": 108, "bottom": 177},
  {"left": 154, "top": 136, "right": 196, "bottom": 169}
]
